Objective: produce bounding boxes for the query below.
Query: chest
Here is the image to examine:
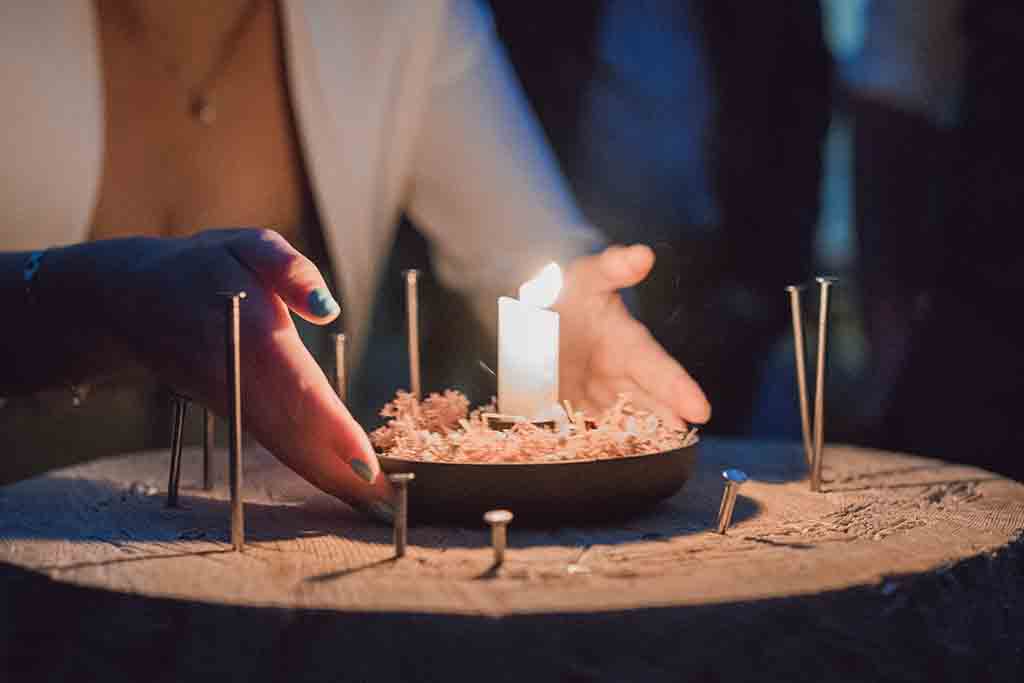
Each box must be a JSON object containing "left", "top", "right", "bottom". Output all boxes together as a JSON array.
[{"left": 89, "top": 3, "right": 311, "bottom": 248}]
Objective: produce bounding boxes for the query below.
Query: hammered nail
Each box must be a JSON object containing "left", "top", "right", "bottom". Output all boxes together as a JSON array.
[
  {"left": 484, "top": 509, "right": 513, "bottom": 566},
  {"left": 716, "top": 469, "right": 748, "bottom": 534},
  {"left": 388, "top": 473, "right": 415, "bottom": 557},
  {"left": 811, "top": 276, "right": 837, "bottom": 493}
]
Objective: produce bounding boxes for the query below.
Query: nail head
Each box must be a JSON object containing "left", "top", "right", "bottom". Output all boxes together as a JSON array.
[
  {"left": 722, "top": 469, "right": 748, "bottom": 485},
  {"left": 388, "top": 472, "right": 416, "bottom": 484},
  {"left": 484, "top": 509, "right": 513, "bottom": 525}
]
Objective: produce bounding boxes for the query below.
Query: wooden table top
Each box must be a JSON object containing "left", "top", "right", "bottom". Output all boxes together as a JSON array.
[{"left": 2, "top": 438, "right": 1021, "bottom": 617}]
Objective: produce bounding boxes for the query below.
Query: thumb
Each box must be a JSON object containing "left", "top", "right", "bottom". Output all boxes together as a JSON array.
[
  {"left": 227, "top": 229, "right": 341, "bottom": 324},
  {"left": 571, "top": 244, "right": 655, "bottom": 295}
]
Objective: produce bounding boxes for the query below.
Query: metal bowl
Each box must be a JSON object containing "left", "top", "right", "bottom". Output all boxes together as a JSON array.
[{"left": 378, "top": 441, "right": 699, "bottom": 525}]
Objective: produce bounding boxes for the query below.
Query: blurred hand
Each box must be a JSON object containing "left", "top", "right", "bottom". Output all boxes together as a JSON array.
[
  {"left": 54, "top": 228, "right": 394, "bottom": 519},
  {"left": 555, "top": 244, "right": 710, "bottom": 428}
]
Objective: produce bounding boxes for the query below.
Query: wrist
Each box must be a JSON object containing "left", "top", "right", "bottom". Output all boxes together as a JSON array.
[{"left": 34, "top": 241, "right": 138, "bottom": 387}]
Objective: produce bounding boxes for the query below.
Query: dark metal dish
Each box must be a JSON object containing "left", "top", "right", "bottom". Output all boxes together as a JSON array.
[{"left": 378, "top": 441, "right": 699, "bottom": 525}]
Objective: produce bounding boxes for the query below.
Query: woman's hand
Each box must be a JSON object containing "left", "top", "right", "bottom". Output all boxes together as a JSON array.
[
  {"left": 50, "top": 229, "right": 394, "bottom": 519},
  {"left": 555, "top": 244, "right": 711, "bottom": 428}
]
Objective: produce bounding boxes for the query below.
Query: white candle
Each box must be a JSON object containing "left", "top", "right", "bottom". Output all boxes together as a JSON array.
[{"left": 498, "top": 263, "right": 562, "bottom": 420}]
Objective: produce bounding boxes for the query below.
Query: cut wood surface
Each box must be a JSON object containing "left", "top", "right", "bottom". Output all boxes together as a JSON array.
[{"left": 1, "top": 438, "right": 1021, "bottom": 617}]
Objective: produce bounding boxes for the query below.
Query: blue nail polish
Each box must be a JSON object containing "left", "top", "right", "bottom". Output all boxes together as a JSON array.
[
  {"left": 308, "top": 288, "right": 340, "bottom": 318},
  {"left": 350, "top": 458, "right": 376, "bottom": 484}
]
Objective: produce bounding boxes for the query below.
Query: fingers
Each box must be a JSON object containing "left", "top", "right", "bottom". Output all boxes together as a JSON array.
[
  {"left": 236, "top": 308, "right": 394, "bottom": 510},
  {"left": 620, "top": 322, "right": 711, "bottom": 425},
  {"left": 226, "top": 229, "right": 341, "bottom": 324},
  {"left": 569, "top": 244, "right": 655, "bottom": 296},
  {"left": 580, "top": 375, "right": 686, "bottom": 430}
]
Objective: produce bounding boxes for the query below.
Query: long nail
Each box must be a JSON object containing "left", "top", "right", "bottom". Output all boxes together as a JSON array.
[
  {"left": 334, "top": 333, "right": 347, "bottom": 403},
  {"left": 308, "top": 287, "right": 340, "bottom": 318},
  {"left": 350, "top": 458, "right": 377, "bottom": 484},
  {"left": 785, "top": 285, "right": 814, "bottom": 469},
  {"left": 166, "top": 393, "right": 189, "bottom": 508},
  {"left": 218, "top": 291, "right": 247, "bottom": 552},
  {"left": 811, "top": 276, "right": 837, "bottom": 493}
]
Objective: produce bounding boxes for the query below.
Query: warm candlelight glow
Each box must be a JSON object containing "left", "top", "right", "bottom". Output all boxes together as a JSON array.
[{"left": 518, "top": 262, "right": 563, "bottom": 309}]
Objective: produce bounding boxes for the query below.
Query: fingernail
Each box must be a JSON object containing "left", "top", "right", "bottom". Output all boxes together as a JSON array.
[
  {"left": 308, "top": 287, "right": 340, "bottom": 318},
  {"left": 350, "top": 458, "right": 377, "bottom": 484},
  {"left": 367, "top": 500, "right": 395, "bottom": 524}
]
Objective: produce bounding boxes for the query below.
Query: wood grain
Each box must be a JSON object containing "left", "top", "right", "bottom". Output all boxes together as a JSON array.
[
  {"left": 1, "top": 438, "right": 1021, "bottom": 615},
  {"left": 2, "top": 439, "right": 1022, "bottom": 680}
]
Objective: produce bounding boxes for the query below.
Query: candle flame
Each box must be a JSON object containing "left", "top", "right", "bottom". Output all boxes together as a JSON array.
[{"left": 519, "top": 262, "right": 563, "bottom": 308}]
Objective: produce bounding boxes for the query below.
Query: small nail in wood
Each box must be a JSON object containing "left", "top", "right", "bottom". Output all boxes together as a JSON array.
[
  {"left": 404, "top": 269, "right": 421, "bottom": 399},
  {"left": 484, "top": 509, "right": 513, "bottom": 566},
  {"left": 716, "top": 469, "right": 748, "bottom": 534},
  {"left": 388, "top": 473, "right": 415, "bottom": 558}
]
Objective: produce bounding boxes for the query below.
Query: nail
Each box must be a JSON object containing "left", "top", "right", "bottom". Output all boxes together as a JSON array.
[
  {"left": 785, "top": 285, "right": 814, "bottom": 470},
  {"left": 166, "top": 393, "right": 190, "bottom": 508},
  {"left": 811, "top": 276, "right": 838, "bottom": 493},
  {"left": 218, "top": 291, "right": 247, "bottom": 552},
  {"left": 388, "top": 473, "right": 415, "bottom": 557},
  {"left": 308, "top": 287, "right": 340, "bottom": 318},
  {"left": 350, "top": 458, "right": 377, "bottom": 484},
  {"left": 716, "top": 468, "right": 748, "bottom": 534},
  {"left": 484, "top": 509, "right": 514, "bottom": 566},
  {"left": 334, "top": 333, "right": 347, "bottom": 403}
]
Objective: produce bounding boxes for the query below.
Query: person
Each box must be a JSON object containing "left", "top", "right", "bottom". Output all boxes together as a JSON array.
[{"left": 0, "top": 1, "right": 709, "bottom": 517}]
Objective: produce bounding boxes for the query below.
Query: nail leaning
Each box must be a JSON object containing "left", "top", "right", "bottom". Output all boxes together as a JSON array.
[{"left": 811, "top": 276, "right": 837, "bottom": 493}]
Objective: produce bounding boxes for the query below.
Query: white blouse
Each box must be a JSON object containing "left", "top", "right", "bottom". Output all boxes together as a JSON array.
[{"left": 0, "top": 0, "right": 602, "bottom": 365}]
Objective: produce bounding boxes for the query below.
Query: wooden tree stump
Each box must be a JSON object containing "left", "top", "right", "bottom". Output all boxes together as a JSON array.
[{"left": 2, "top": 439, "right": 1023, "bottom": 681}]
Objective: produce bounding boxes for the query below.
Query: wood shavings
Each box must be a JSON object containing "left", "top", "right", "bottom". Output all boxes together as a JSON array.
[{"left": 370, "top": 390, "right": 694, "bottom": 463}]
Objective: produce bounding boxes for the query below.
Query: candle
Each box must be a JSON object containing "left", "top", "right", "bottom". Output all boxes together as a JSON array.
[{"left": 498, "top": 262, "right": 562, "bottom": 420}]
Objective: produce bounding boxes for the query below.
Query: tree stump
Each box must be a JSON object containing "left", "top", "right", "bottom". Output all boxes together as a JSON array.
[{"left": 2, "top": 439, "right": 1023, "bottom": 681}]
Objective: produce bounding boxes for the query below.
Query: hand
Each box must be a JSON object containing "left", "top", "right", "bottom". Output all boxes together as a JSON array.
[
  {"left": 52, "top": 229, "right": 394, "bottom": 519},
  {"left": 555, "top": 244, "right": 711, "bottom": 428}
]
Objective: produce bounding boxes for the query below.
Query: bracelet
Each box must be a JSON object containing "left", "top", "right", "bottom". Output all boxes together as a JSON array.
[{"left": 22, "top": 249, "right": 88, "bottom": 406}]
